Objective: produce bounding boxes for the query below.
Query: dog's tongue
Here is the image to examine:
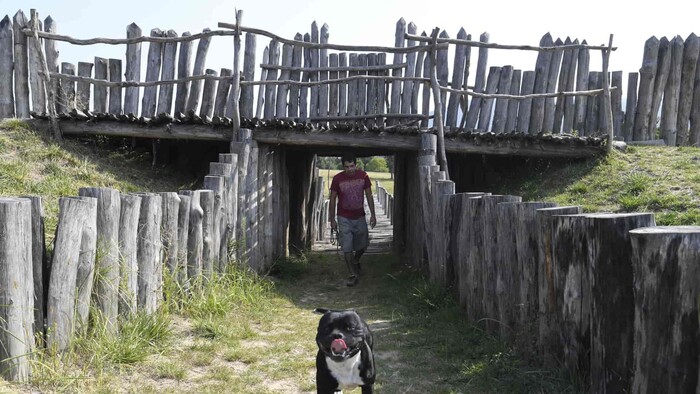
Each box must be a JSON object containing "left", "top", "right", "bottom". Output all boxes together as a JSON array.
[{"left": 331, "top": 339, "right": 348, "bottom": 354}]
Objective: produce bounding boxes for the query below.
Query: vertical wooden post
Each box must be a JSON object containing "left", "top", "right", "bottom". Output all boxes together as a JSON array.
[
  {"left": 0, "top": 198, "right": 34, "bottom": 382},
  {"left": 602, "top": 34, "right": 615, "bottom": 152},
  {"left": 174, "top": 31, "right": 193, "bottom": 116},
  {"left": 218, "top": 154, "right": 239, "bottom": 262},
  {"left": 28, "top": 10, "right": 60, "bottom": 138},
  {"left": 185, "top": 28, "right": 212, "bottom": 114},
  {"left": 118, "top": 193, "right": 141, "bottom": 316},
  {"left": 74, "top": 196, "right": 97, "bottom": 333},
  {"left": 429, "top": 28, "right": 449, "bottom": 180},
  {"left": 180, "top": 190, "right": 203, "bottom": 282},
  {"left": 22, "top": 196, "right": 46, "bottom": 338},
  {"left": 0, "top": 16, "right": 15, "bottom": 118},
  {"left": 136, "top": 193, "right": 162, "bottom": 315},
  {"left": 231, "top": 10, "right": 243, "bottom": 138},
  {"left": 76, "top": 62, "right": 93, "bottom": 112},
  {"left": 199, "top": 69, "right": 218, "bottom": 119},
  {"left": 12, "top": 10, "right": 30, "bottom": 118},
  {"left": 214, "top": 68, "right": 232, "bottom": 118},
  {"left": 239, "top": 32, "right": 256, "bottom": 118},
  {"left": 141, "top": 29, "right": 163, "bottom": 118},
  {"left": 108, "top": 58, "right": 122, "bottom": 114},
  {"left": 176, "top": 194, "right": 191, "bottom": 286},
  {"left": 124, "top": 23, "right": 142, "bottom": 116},
  {"left": 94, "top": 57, "right": 108, "bottom": 113},
  {"left": 156, "top": 29, "right": 177, "bottom": 116},
  {"left": 204, "top": 174, "right": 228, "bottom": 271},
  {"left": 159, "top": 192, "right": 180, "bottom": 279},
  {"left": 199, "top": 189, "right": 216, "bottom": 278}
]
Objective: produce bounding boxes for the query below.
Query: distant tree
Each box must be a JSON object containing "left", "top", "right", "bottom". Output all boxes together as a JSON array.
[
  {"left": 365, "top": 156, "right": 389, "bottom": 172},
  {"left": 317, "top": 156, "right": 341, "bottom": 170}
]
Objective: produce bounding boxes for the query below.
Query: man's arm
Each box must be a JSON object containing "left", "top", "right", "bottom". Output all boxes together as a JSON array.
[
  {"left": 364, "top": 187, "right": 376, "bottom": 228},
  {"left": 329, "top": 190, "right": 338, "bottom": 230}
]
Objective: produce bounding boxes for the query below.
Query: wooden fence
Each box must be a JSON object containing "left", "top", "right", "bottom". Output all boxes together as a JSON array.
[{"left": 402, "top": 133, "right": 700, "bottom": 392}]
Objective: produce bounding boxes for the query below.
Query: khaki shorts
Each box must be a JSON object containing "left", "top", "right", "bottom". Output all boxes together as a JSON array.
[{"left": 336, "top": 216, "right": 369, "bottom": 253}]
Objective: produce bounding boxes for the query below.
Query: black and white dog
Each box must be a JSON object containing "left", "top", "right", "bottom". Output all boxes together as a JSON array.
[{"left": 314, "top": 308, "right": 376, "bottom": 394}]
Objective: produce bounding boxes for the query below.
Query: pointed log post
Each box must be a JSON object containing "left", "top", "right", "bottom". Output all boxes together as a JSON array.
[
  {"left": 174, "top": 31, "right": 192, "bottom": 115},
  {"left": 22, "top": 196, "right": 46, "bottom": 338},
  {"left": 156, "top": 29, "right": 177, "bottom": 116},
  {"left": 176, "top": 194, "right": 191, "bottom": 287},
  {"left": 76, "top": 62, "right": 93, "bottom": 112},
  {"left": 12, "top": 10, "right": 30, "bottom": 118},
  {"left": 601, "top": 34, "right": 615, "bottom": 153},
  {"left": 141, "top": 29, "right": 163, "bottom": 118},
  {"left": 185, "top": 28, "right": 213, "bottom": 114},
  {"left": 74, "top": 196, "right": 96, "bottom": 334},
  {"left": 136, "top": 193, "right": 162, "bottom": 315},
  {"left": 93, "top": 57, "right": 108, "bottom": 113},
  {"left": 124, "top": 23, "right": 142, "bottom": 116},
  {"left": 118, "top": 193, "right": 140, "bottom": 316},
  {"left": 28, "top": 9, "right": 60, "bottom": 138},
  {"left": 180, "top": 190, "right": 203, "bottom": 281},
  {"left": 429, "top": 28, "right": 449, "bottom": 179},
  {"left": 159, "top": 192, "right": 180, "bottom": 279},
  {"left": 0, "top": 16, "right": 15, "bottom": 118},
  {"left": 230, "top": 10, "right": 243, "bottom": 139}
]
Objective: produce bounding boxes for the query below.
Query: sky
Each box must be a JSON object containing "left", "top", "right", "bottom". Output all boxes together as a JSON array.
[{"left": 3, "top": 0, "right": 699, "bottom": 92}]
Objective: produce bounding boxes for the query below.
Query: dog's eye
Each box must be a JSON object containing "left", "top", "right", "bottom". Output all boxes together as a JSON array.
[{"left": 347, "top": 324, "right": 356, "bottom": 331}]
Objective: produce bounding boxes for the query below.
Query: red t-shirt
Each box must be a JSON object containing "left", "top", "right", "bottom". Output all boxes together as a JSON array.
[{"left": 330, "top": 169, "right": 371, "bottom": 220}]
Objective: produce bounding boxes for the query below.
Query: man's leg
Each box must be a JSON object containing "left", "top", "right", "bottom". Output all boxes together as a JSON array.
[
  {"left": 338, "top": 217, "right": 359, "bottom": 286},
  {"left": 353, "top": 248, "right": 366, "bottom": 275},
  {"left": 352, "top": 217, "right": 370, "bottom": 275}
]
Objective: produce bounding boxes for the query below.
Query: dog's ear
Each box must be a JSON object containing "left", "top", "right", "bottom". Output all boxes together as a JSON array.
[{"left": 313, "top": 308, "right": 330, "bottom": 315}]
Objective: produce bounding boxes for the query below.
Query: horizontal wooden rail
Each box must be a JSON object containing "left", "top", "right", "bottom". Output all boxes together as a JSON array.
[
  {"left": 281, "top": 113, "right": 430, "bottom": 122},
  {"left": 440, "top": 86, "right": 618, "bottom": 100},
  {"left": 241, "top": 74, "right": 429, "bottom": 86},
  {"left": 406, "top": 33, "right": 618, "bottom": 52},
  {"left": 259, "top": 63, "right": 408, "bottom": 72},
  {"left": 22, "top": 27, "right": 236, "bottom": 45}
]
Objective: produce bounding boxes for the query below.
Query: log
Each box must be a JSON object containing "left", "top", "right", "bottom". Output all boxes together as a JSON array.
[
  {"left": 214, "top": 68, "right": 231, "bottom": 117},
  {"left": 124, "top": 23, "right": 142, "bottom": 115},
  {"left": 0, "top": 16, "right": 15, "bottom": 118},
  {"left": 492, "top": 65, "right": 513, "bottom": 133},
  {"left": 505, "top": 69, "right": 521, "bottom": 132},
  {"left": 536, "top": 206, "right": 582, "bottom": 364},
  {"left": 477, "top": 66, "right": 501, "bottom": 132},
  {"left": 74, "top": 196, "right": 96, "bottom": 334},
  {"left": 240, "top": 32, "right": 256, "bottom": 118},
  {"left": 93, "top": 57, "right": 108, "bottom": 113},
  {"left": 517, "top": 71, "right": 535, "bottom": 133},
  {"left": 554, "top": 39, "right": 575, "bottom": 133},
  {"left": 185, "top": 28, "right": 212, "bottom": 113},
  {"left": 562, "top": 40, "right": 580, "bottom": 133},
  {"left": 611, "top": 71, "right": 624, "bottom": 139},
  {"left": 633, "top": 37, "right": 659, "bottom": 141},
  {"left": 79, "top": 187, "right": 121, "bottom": 331},
  {"left": 59, "top": 62, "right": 76, "bottom": 112},
  {"left": 453, "top": 193, "right": 489, "bottom": 311},
  {"left": 623, "top": 72, "right": 638, "bottom": 141},
  {"left": 246, "top": 141, "right": 260, "bottom": 270},
  {"left": 118, "top": 193, "right": 140, "bottom": 316},
  {"left": 529, "top": 33, "right": 554, "bottom": 134},
  {"left": 543, "top": 38, "right": 564, "bottom": 133},
  {"left": 648, "top": 37, "right": 671, "bottom": 139},
  {"left": 432, "top": 180, "right": 455, "bottom": 286},
  {"left": 43, "top": 16, "right": 59, "bottom": 117},
  {"left": 318, "top": 24, "right": 330, "bottom": 123},
  {"left": 22, "top": 196, "right": 46, "bottom": 337},
  {"left": 141, "top": 29, "right": 163, "bottom": 118},
  {"left": 661, "top": 36, "right": 684, "bottom": 146},
  {"left": 276, "top": 43, "right": 292, "bottom": 118},
  {"left": 47, "top": 197, "right": 91, "bottom": 352},
  {"left": 136, "top": 193, "right": 162, "bottom": 314},
  {"left": 0, "top": 198, "right": 33, "bottom": 382},
  {"left": 309, "top": 23, "right": 319, "bottom": 120},
  {"left": 412, "top": 39, "right": 426, "bottom": 118},
  {"left": 180, "top": 190, "right": 203, "bottom": 281},
  {"left": 446, "top": 28, "right": 467, "bottom": 128},
  {"left": 256, "top": 46, "right": 269, "bottom": 119},
  {"left": 400, "top": 23, "right": 418, "bottom": 122},
  {"left": 588, "top": 213, "right": 656, "bottom": 394},
  {"left": 209, "top": 162, "right": 234, "bottom": 266},
  {"left": 202, "top": 179, "right": 225, "bottom": 273},
  {"left": 690, "top": 53, "right": 700, "bottom": 146},
  {"left": 174, "top": 32, "right": 193, "bottom": 115},
  {"left": 108, "top": 58, "right": 122, "bottom": 114},
  {"left": 156, "top": 29, "right": 177, "bottom": 116},
  {"left": 288, "top": 34, "right": 303, "bottom": 118},
  {"left": 584, "top": 72, "right": 601, "bottom": 135},
  {"left": 27, "top": 12, "right": 46, "bottom": 115},
  {"left": 13, "top": 11, "right": 30, "bottom": 118},
  {"left": 481, "top": 194, "right": 521, "bottom": 333},
  {"left": 365, "top": 54, "right": 378, "bottom": 126},
  {"left": 233, "top": 130, "right": 252, "bottom": 261},
  {"left": 76, "top": 62, "right": 93, "bottom": 112},
  {"left": 217, "top": 154, "right": 238, "bottom": 263},
  {"left": 465, "top": 32, "right": 490, "bottom": 130},
  {"left": 676, "top": 33, "right": 700, "bottom": 146},
  {"left": 389, "top": 18, "right": 406, "bottom": 125},
  {"left": 437, "top": 31, "right": 450, "bottom": 122},
  {"left": 199, "top": 69, "right": 218, "bottom": 119},
  {"left": 630, "top": 226, "right": 700, "bottom": 394},
  {"left": 496, "top": 201, "right": 520, "bottom": 341},
  {"left": 264, "top": 40, "right": 280, "bottom": 120},
  {"left": 328, "top": 53, "right": 339, "bottom": 121},
  {"left": 574, "top": 41, "right": 590, "bottom": 134},
  {"left": 159, "top": 192, "right": 180, "bottom": 279},
  {"left": 176, "top": 194, "right": 191, "bottom": 286}
]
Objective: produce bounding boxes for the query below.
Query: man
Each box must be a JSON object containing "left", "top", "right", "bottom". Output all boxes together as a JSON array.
[{"left": 329, "top": 154, "right": 377, "bottom": 287}]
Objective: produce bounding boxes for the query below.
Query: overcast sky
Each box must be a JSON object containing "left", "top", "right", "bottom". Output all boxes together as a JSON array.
[{"left": 4, "top": 0, "right": 699, "bottom": 89}]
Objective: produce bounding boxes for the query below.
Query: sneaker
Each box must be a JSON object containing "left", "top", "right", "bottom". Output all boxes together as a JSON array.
[{"left": 346, "top": 275, "right": 359, "bottom": 287}]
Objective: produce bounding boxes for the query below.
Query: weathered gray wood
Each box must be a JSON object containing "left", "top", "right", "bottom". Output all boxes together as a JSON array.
[
  {"left": 43, "top": 16, "right": 59, "bottom": 117},
  {"left": 47, "top": 197, "right": 90, "bottom": 352},
  {"left": 492, "top": 65, "right": 513, "bottom": 133},
  {"left": 74, "top": 196, "right": 96, "bottom": 333},
  {"left": 329, "top": 53, "right": 339, "bottom": 120},
  {"left": 27, "top": 13, "right": 46, "bottom": 115},
  {"left": 239, "top": 32, "right": 256, "bottom": 118},
  {"left": 477, "top": 66, "right": 501, "bottom": 132},
  {"left": 0, "top": 16, "right": 16, "bottom": 118},
  {"left": 309, "top": 23, "right": 320, "bottom": 120},
  {"left": 59, "top": 62, "right": 76, "bottom": 112},
  {"left": 214, "top": 68, "right": 232, "bottom": 117},
  {"left": 185, "top": 28, "right": 212, "bottom": 114},
  {"left": 174, "top": 32, "right": 193, "bottom": 115},
  {"left": 412, "top": 38, "right": 427, "bottom": 119},
  {"left": 574, "top": 41, "right": 590, "bottom": 134},
  {"left": 648, "top": 37, "right": 670, "bottom": 139},
  {"left": 159, "top": 192, "right": 180, "bottom": 279},
  {"left": 420, "top": 52, "right": 431, "bottom": 128},
  {"left": 690, "top": 53, "right": 700, "bottom": 146},
  {"left": 205, "top": 174, "right": 229, "bottom": 269},
  {"left": 124, "top": 23, "right": 142, "bottom": 115},
  {"left": 630, "top": 226, "right": 700, "bottom": 394},
  {"left": 79, "top": 187, "right": 121, "bottom": 331},
  {"left": 264, "top": 40, "right": 280, "bottom": 120},
  {"left": 554, "top": 38, "right": 574, "bottom": 133},
  {"left": 156, "top": 29, "right": 177, "bottom": 116},
  {"left": 543, "top": 38, "right": 564, "bottom": 132},
  {"left": 365, "top": 54, "right": 378, "bottom": 125},
  {"left": 611, "top": 71, "right": 624, "bottom": 139},
  {"left": 661, "top": 36, "right": 684, "bottom": 146},
  {"left": 346, "top": 53, "right": 358, "bottom": 117},
  {"left": 199, "top": 69, "right": 217, "bottom": 119},
  {"left": 511, "top": 202, "right": 557, "bottom": 347},
  {"left": 93, "top": 57, "right": 108, "bottom": 113},
  {"left": 551, "top": 214, "right": 592, "bottom": 376},
  {"left": 246, "top": 141, "right": 260, "bottom": 270},
  {"left": 588, "top": 213, "right": 656, "bottom": 394},
  {"left": 389, "top": 18, "right": 406, "bottom": 125},
  {"left": 176, "top": 194, "right": 191, "bottom": 286},
  {"left": 504, "top": 69, "right": 521, "bottom": 132},
  {"left": 400, "top": 23, "right": 418, "bottom": 122},
  {"left": 287, "top": 34, "right": 303, "bottom": 118},
  {"left": 21, "top": 196, "right": 46, "bottom": 338},
  {"left": 481, "top": 194, "right": 521, "bottom": 333},
  {"left": 529, "top": 33, "right": 554, "bottom": 134},
  {"left": 198, "top": 189, "right": 217, "bottom": 277},
  {"left": 561, "top": 39, "right": 580, "bottom": 133},
  {"left": 141, "top": 29, "right": 163, "bottom": 118},
  {"left": 358, "top": 54, "right": 368, "bottom": 117},
  {"left": 633, "top": 37, "right": 659, "bottom": 141},
  {"left": 13, "top": 11, "right": 30, "bottom": 118},
  {"left": 584, "top": 72, "right": 601, "bottom": 135},
  {"left": 337, "top": 53, "right": 348, "bottom": 117},
  {"left": 517, "top": 71, "right": 535, "bottom": 133},
  {"left": 210, "top": 161, "right": 235, "bottom": 266},
  {"left": 446, "top": 28, "right": 468, "bottom": 128},
  {"left": 495, "top": 201, "right": 520, "bottom": 341},
  {"left": 76, "top": 62, "right": 93, "bottom": 112},
  {"left": 536, "top": 206, "right": 581, "bottom": 364},
  {"left": 465, "top": 32, "right": 490, "bottom": 130},
  {"left": 217, "top": 154, "right": 239, "bottom": 262},
  {"left": 318, "top": 24, "right": 330, "bottom": 123},
  {"left": 623, "top": 72, "right": 638, "bottom": 141},
  {"left": 118, "top": 193, "right": 140, "bottom": 316},
  {"left": 676, "top": 33, "right": 700, "bottom": 145},
  {"left": 256, "top": 46, "right": 269, "bottom": 118},
  {"left": 108, "top": 59, "right": 122, "bottom": 114},
  {"left": 180, "top": 190, "right": 203, "bottom": 281},
  {"left": 276, "top": 43, "right": 292, "bottom": 118},
  {"left": 0, "top": 198, "right": 33, "bottom": 382},
  {"left": 229, "top": 10, "right": 242, "bottom": 136},
  {"left": 136, "top": 193, "right": 162, "bottom": 315},
  {"left": 437, "top": 31, "right": 450, "bottom": 122},
  {"left": 431, "top": 180, "right": 455, "bottom": 286}
]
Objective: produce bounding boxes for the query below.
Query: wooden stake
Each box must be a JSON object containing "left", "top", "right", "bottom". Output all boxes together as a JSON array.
[
  {"left": 29, "top": 9, "right": 60, "bottom": 139},
  {"left": 429, "top": 28, "right": 449, "bottom": 180}
]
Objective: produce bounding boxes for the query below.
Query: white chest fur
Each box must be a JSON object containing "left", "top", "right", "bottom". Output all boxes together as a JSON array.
[{"left": 326, "top": 352, "right": 364, "bottom": 389}]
